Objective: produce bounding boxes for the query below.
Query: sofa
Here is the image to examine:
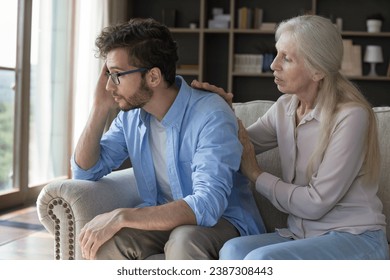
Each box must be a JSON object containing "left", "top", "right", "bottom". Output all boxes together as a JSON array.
[{"left": 36, "top": 100, "right": 390, "bottom": 260}]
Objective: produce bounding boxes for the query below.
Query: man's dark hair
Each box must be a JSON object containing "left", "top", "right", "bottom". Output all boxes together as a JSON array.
[{"left": 95, "top": 18, "right": 178, "bottom": 86}]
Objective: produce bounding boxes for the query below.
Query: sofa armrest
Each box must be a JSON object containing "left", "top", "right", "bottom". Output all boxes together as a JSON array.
[{"left": 36, "top": 168, "right": 141, "bottom": 260}]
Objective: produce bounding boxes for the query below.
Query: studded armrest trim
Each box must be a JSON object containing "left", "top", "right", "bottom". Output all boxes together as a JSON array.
[{"left": 48, "top": 198, "right": 76, "bottom": 260}]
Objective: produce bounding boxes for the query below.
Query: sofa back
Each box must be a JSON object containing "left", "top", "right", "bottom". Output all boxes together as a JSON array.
[
  {"left": 233, "top": 100, "right": 390, "bottom": 243},
  {"left": 374, "top": 106, "right": 390, "bottom": 243}
]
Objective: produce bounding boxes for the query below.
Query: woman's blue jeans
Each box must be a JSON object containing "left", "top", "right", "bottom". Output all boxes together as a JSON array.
[{"left": 219, "top": 230, "right": 389, "bottom": 260}]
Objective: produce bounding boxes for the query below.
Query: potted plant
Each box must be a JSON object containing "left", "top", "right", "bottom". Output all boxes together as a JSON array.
[{"left": 366, "top": 13, "right": 384, "bottom": 32}]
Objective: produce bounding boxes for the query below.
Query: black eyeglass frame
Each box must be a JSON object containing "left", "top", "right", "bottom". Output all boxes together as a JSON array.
[{"left": 106, "top": 67, "right": 149, "bottom": 85}]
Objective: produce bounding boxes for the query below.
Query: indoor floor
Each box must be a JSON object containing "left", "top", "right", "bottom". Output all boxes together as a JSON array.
[{"left": 0, "top": 205, "right": 53, "bottom": 260}]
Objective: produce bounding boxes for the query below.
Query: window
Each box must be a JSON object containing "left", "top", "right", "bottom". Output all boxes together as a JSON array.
[
  {"left": 0, "top": 0, "right": 74, "bottom": 209},
  {"left": 0, "top": 1, "right": 18, "bottom": 195}
]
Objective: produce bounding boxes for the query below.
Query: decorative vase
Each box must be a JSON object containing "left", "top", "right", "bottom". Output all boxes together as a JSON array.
[{"left": 366, "top": 19, "right": 382, "bottom": 32}]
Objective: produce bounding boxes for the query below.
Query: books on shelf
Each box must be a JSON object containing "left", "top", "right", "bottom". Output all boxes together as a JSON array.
[
  {"left": 234, "top": 54, "right": 263, "bottom": 74},
  {"left": 237, "top": 7, "right": 252, "bottom": 29},
  {"left": 341, "top": 39, "right": 362, "bottom": 76},
  {"left": 259, "top": 22, "right": 277, "bottom": 31},
  {"left": 253, "top": 8, "right": 263, "bottom": 29},
  {"left": 387, "top": 60, "right": 390, "bottom": 77},
  {"left": 237, "top": 7, "right": 263, "bottom": 29}
]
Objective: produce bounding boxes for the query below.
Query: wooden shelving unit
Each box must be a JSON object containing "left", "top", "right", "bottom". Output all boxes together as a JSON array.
[{"left": 130, "top": 0, "right": 390, "bottom": 106}]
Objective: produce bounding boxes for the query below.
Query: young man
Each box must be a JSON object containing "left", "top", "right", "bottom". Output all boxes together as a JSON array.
[{"left": 72, "top": 18, "right": 264, "bottom": 260}]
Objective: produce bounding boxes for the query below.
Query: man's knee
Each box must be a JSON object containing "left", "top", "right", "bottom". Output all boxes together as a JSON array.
[
  {"left": 94, "top": 228, "right": 168, "bottom": 260},
  {"left": 94, "top": 234, "right": 126, "bottom": 260},
  {"left": 165, "top": 225, "right": 200, "bottom": 250},
  {"left": 165, "top": 225, "right": 212, "bottom": 259}
]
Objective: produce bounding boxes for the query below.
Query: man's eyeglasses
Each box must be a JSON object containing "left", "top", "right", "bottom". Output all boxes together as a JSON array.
[{"left": 106, "top": 68, "right": 149, "bottom": 85}]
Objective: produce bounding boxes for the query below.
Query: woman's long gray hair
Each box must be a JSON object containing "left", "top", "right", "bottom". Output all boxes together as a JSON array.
[{"left": 276, "top": 15, "right": 380, "bottom": 183}]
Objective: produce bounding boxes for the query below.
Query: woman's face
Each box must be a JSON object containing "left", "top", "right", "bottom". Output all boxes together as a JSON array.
[{"left": 270, "top": 32, "right": 318, "bottom": 97}]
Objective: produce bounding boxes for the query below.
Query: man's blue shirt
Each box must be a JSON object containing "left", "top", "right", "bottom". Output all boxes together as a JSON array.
[{"left": 71, "top": 76, "right": 264, "bottom": 236}]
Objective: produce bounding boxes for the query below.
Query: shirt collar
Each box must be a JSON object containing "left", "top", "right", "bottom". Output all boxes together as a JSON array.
[
  {"left": 138, "top": 76, "right": 190, "bottom": 128},
  {"left": 161, "top": 76, "right": 190, "bottom": 128},
  {"left": 287, "top": 95, "right": 322, "bottom": 122}
]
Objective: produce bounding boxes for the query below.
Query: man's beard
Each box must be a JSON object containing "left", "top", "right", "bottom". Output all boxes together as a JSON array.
[{"left": 119, "top": 78, "right": 153, "bottom": 111}]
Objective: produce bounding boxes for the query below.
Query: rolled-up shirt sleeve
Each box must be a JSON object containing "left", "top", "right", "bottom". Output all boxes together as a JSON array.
[
  {"left": 71, "top": 112, "right": 129, "bottom": 181},
  {"left": 183, "top": 110, "right": 242, "bottom": 227}
]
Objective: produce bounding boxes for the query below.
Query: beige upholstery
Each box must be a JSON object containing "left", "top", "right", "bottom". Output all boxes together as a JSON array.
[{"left": 37, "top": 100, "right": 390, "bottom": 259}]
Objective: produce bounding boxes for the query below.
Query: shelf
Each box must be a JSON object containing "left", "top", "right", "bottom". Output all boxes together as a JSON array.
[
  {"left": 204, "top": 28, "right": 230, "bottom": 34},
  {"left": 130, "top": 0, "right": 390, "bottom": 106},
  {"left": 177, "top": 69, "right": 199, "bottom": 76},
  {"left": 202, "top": 29, "right": 390, "bottom": 36},
  {"left": 233, "top": 72, "right": 390, "bottom": 81},
  {"left": 177, "top": 64, "right": 199, "bottom": 76},
  {"left": 348, "top": 75, "right": 390, "bottom": 81},
  {"left": 170, "top": 28, "right": 200, "bottom": 34},
  {"left": 200, "top": 29, "right": 390, "bottom": 36},
  {"left": 233, "top": 72, "right": 273, "bottom": 77},
  {"left": 341, "top": 31, "right": 390, "bottom": 37},
  {"left": 233, "top": 29, "right": 276, "bottom": 34}
]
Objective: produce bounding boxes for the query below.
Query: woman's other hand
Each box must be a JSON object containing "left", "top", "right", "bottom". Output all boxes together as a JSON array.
[{"left": 238, "top": 119, "right": 262, "bottom": 183}]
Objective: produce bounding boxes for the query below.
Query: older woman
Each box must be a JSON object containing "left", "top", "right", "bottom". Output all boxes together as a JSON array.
[{"left": 193, "top": 15, "right": 388, "bottom": 259}]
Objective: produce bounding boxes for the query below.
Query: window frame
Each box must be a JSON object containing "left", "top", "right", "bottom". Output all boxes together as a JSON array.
[{"left": 0, "top": 0, "right": 75, "bottom": 210}]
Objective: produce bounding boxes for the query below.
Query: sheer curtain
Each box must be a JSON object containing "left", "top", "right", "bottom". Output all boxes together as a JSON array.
[
  {"left": 72, "top": 0, "right": 129, "bottom": 150},
  {"left": 72, "top": 0, "right": 108, "bottom": 148},
  {"left": 29, "top": 0, "right": 74, "bottom": 185}
]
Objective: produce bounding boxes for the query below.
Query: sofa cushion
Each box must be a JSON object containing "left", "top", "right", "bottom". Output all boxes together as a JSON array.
[{"left": 233, "top": 100, "right": 275, "bottom": 127}]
